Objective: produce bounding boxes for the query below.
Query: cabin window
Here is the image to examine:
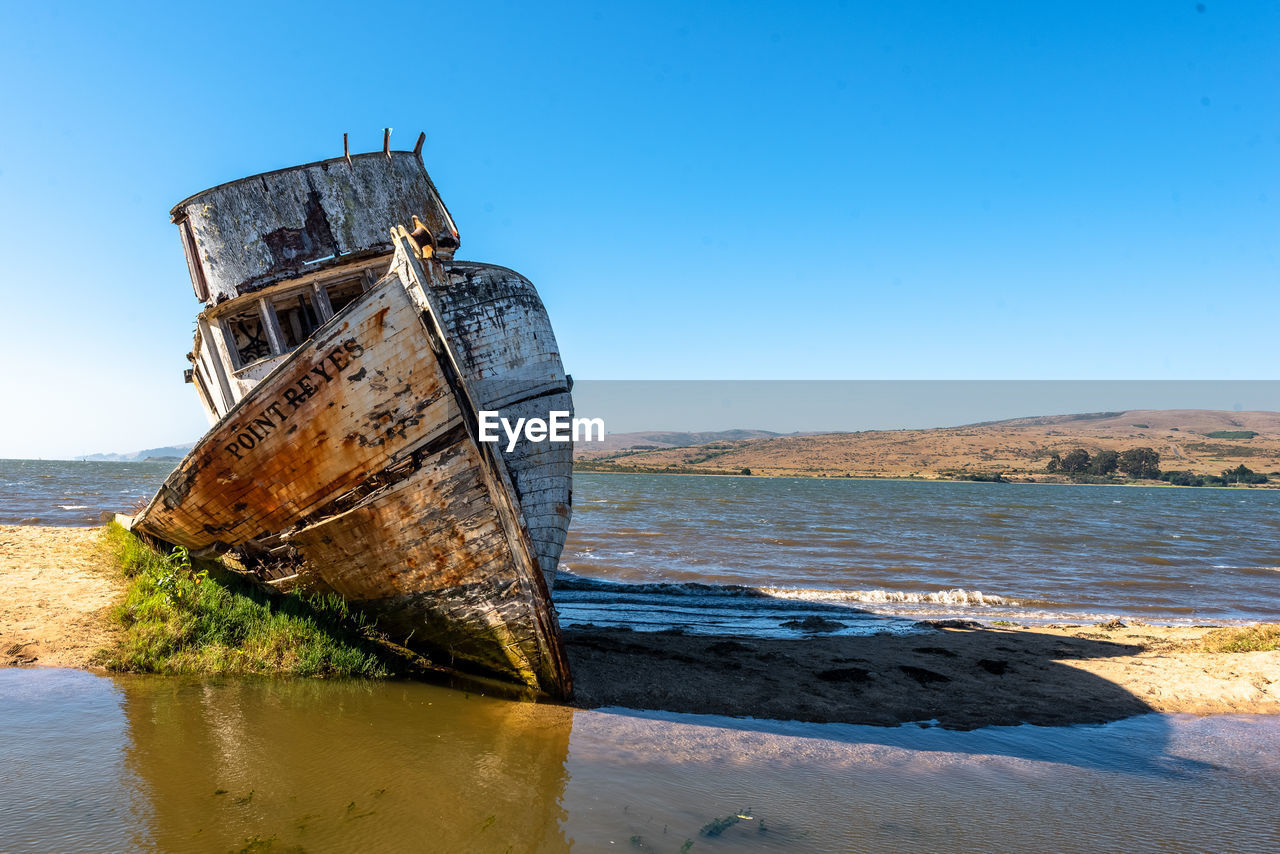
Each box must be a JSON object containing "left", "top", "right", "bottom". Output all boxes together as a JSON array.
[
  {"left": 273, "top": 292, "right": 322, "bottom": 350},
  {"left": 325, "top": 277, "right": 365, "bottom": 315},
  {"left": 225, "top": 306, "right": 272, "bottom": 367}
]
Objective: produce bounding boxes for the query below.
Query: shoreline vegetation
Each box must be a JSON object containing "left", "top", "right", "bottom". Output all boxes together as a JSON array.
[
  {"left": 95, "top": 523, "right": 400, "bottom": 678},
  {"left": 0, "top": 523, "right": 1277, "bottom": 728},
  {"left": 574, "top": 459, "right": 1278, "bottom": 489},
  {"left": 581, "top": 453, "right": 1280, "bottom": 486}
]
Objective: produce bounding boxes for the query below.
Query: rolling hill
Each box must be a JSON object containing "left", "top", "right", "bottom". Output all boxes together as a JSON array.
[{"left": 575, "top": 410, "right": 1280, "bottom": 483}]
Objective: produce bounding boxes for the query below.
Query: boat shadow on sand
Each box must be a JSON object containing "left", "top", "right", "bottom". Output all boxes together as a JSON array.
[{"left": 563, "top": 620, "right": 1218, "bottom": 777}]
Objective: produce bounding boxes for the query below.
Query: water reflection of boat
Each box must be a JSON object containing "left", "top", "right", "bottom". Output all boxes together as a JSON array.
[
  {"left": 119, "top": 677, "right": 571, "bottom": 853},
  {"left": 128, "top": 139, "right": 572, "bottom": 698}
]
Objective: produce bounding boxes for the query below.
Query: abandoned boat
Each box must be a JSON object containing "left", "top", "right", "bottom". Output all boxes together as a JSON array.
[{"left": 129, "top": 135, "right": 574, "bottom": 699}]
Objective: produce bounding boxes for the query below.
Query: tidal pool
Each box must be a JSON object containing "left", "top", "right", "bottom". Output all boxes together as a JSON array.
[{"left": 2, "top": 669, "right": 1278, "bottom": 852}]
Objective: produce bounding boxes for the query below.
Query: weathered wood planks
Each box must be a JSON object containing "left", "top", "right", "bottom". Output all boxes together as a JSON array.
[
  {"left": 286, "top": 437, "right": 570, "bottom": 694},
  {"left": 172, "top": 152, "right": 458, "bottom": 304},
  {"left": 137, "top": 275, "right": 459, "bottom": 549}
]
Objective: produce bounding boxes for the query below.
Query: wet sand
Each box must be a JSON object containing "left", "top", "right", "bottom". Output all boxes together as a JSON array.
[
  {"left": 2, "top": 524, "right": 1277, "bottom": 729},
  {"left": 0, "top": 525, "right": 122, "bottom": 667},
  {"left": 564, "top": 623, "right": 1280, "bottom": 729}
]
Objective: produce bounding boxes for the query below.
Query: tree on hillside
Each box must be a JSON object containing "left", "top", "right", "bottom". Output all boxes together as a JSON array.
[
  {"left": 1046, "top": 452, "right": 1062, "bottom": 473},
  {"left": 1089, "top": 449, "right": 1120, "bottom": 476},
  {"left": 1118, "top": 447, "right": 1161, "bottom": 479},
  {"left": 1059, "top": 449, "right": 1092, "bottom": 474},
  {"left": 1222, "top": 464, "right": 1267, "bottom": 485}
]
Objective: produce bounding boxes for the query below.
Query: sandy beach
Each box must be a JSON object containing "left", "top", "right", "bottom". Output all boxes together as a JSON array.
[
  {"left": 2, "top": 524, "right": 1277, "bottom": 729},
  {"left": 0, "top": 525, "right": 122, "bottom": 668}
]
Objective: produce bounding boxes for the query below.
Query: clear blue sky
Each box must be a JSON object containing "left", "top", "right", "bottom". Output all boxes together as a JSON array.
[{"left": 0, "top": 1, "right": 1275, "bottom": 458}]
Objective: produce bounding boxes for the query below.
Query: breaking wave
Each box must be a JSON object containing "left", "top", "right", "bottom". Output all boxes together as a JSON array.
[
  {"left": 1214, "top": 565, "right": 1280, "bottom": 572},
  {"left": 759, "top": 587, "right": 1014, "bottom": 607},
  {"left": 554, "top": 573, "right": 1015, "bottom": 608},
  {"left": 551, "top": 572, "right": 1046, "bottom": 637}
]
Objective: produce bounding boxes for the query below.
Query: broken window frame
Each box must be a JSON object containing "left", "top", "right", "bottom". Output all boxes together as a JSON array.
[
  {"left": 190, "top": 365, "right": 216, "bottom": 416},
  {"left": 221, "top": 301, "right": 276, "bottom": 371},
  {"left": 218, "top": 265, "right": 378, "bottom": 374},
  {"left": 320, "top": 273, "right": 371, "bottom": 318},
  {"left": 196, "top": 317, "right": 237, "bottom": 411},
  {"left": 271, "top": 289, "right": 324, "bottom": 351}
]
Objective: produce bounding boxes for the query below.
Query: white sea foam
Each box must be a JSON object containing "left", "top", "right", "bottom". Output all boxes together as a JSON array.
[
  {"left": 760, "top": 586, "right": 1014, "bottom": 607},
  {"left": 555, "top": 573, "right": 1015, "bottom": 608},
  {"left": 59, "top": 505, "right": 90, "bottom": 510}
]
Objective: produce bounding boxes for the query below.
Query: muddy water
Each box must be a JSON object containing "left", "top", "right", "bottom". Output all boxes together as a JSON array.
[{"left": 3, "top": 669, "right": 1279, "bottom": 853}]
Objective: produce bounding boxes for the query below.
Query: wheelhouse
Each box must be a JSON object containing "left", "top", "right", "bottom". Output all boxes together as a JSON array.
[
  {"left": 186, "top": 259, "right": 387, "bottom": 423},
  {"left": 173, "top": 141, "right": 459, "bottom": 424}
]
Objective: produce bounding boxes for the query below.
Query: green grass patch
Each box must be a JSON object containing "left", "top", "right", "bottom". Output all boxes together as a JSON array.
[
  {"left": 95, "top": 523, "right": 396, "bottom": 678},
  {"left": 1204, "top": 430, "right": 1258, "bottom": 440},
  {"left": 1202, "top": 624, "right": 1280, "bottom": 653}
]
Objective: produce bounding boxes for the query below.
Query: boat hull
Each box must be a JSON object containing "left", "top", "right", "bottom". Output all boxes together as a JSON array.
[
  {"left": 286, "top": 442, "right": 569, "bottom": 691},
  {"left": 431, "top": 261, "right": 574, "bottom": 587}
]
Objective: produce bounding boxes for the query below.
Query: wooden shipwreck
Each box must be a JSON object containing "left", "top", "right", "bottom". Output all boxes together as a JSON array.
[{"left": 130, "top": 134, "right": 574, "bottom": 699}]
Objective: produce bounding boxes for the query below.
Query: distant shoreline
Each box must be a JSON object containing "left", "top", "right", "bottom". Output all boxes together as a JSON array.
[
  {"left": 573, "top": 465, "right": 1280, "bottom": 490},
  {"left": 575, "top": 409, "right": 1280, "bottom": 487}
]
